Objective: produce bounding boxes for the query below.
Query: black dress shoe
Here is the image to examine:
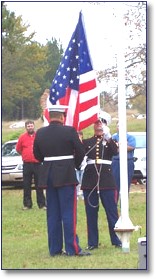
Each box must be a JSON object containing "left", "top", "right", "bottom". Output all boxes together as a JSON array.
[
  {"left": 61, "top": 250, "right": 91, "bottom": 256},
  {"left": 60, "top": 250, "right": 67, "bottom": 255},
  {"left": 22, "top": 206, "right": 32, "bottom": 210},
  {"left": 114, "top": 244, "right": 122, "bottom": 248},
  {"left": 77, "top": 250, "right": 91, "bottom": 256},
  {"left": 51, "top": 250, "right": 66, "bottom": 256},
  {"left": 86, "top": 245, "right": 98, "bottom": 250}
]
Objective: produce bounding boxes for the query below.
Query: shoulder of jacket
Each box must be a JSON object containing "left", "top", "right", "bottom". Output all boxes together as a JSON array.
[
  {"left": 83, "top": 136, "right": 94, "bottom": 142},
  {"left": 65, "top": 125, "right": 75, "bottom": 130},
  {"left": 63, "top": 125, "right": 76, "bottom": 133},
  {"left": 36, "top": 126, "right": 47, "bottom": 133}
]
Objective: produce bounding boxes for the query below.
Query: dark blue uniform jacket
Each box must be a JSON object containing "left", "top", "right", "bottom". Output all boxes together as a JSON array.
[
  {"left": 33, "top": 121, "right": 85, "bottom": 188},
  {"left": 81, "top": 136, "right": 118, "bottom": 190}
]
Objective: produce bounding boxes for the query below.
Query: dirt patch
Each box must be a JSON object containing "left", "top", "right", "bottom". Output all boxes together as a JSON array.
[{"left": 130, "top": 183, "right": 146, "bottom": 193}]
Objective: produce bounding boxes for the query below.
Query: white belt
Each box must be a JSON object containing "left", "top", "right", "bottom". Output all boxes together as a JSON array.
[
  {"left": 44, "top": 155, "right": 74, "bottom": 161},
  {"left": 87, "top": 159, "right": 112, "bottom": 165}
]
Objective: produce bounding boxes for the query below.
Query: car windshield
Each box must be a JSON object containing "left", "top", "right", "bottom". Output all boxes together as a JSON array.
[
  {"left": 134, "top": 135, "right": 146, "bottom": 148},
  {"left": 2, "top": 142, "right": 20, "bottom": 157}
]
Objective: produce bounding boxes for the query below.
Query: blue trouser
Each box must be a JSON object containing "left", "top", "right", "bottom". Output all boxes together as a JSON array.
[
  {"left": 46, "top": 178, "right": 81, "bottom": 256},
  {"left": 111, "top": 158, "right": 134, "bottom": 201},
  {"left": 83, "top": 189, "right": 121, "bottom": 247}
]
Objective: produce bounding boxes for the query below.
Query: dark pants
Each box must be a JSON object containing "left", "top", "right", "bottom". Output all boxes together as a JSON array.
[
  {"left": 111, "top": 158, "right": 134, "bottom": 201},
  {"left": 83, "top": 189, "right": 121, "bottom": 247},
  {"left": 46, "top": 172, "right": 81, "bottom": 256},
  {"left": 23, "top": 162, "right": 46, "bottom": 208}
]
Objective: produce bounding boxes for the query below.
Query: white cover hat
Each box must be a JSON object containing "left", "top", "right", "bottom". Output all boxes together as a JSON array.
[
  {"left": 98, "top": 110, "right": 112, "bottom": 125},
  {"left": 48, "top": 104, "right": 69, "bottom": 112},
  {"left": 47, "top": 98, "right": 68, "bottom": 112}
]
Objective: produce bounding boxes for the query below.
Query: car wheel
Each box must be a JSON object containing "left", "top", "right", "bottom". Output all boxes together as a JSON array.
[
  {"left": 141, "top": 179, "right": 146, "bottom": 185},
  {"left": 138, "top": 179, "right": 146, "bottom": 185}
]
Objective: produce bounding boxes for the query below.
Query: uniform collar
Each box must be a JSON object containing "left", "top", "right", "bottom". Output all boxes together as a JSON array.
[
  {"left": 94, "top": 135, "right": 103, "bottom": 139},
  {"left": 50, "top": 121, "right": 63, "bottom": 125}
]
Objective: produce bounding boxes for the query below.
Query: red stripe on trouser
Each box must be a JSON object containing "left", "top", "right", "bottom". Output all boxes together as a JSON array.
[
  {"left": 73, "top": 185, "right": 79, "bottom": 254},
  {"left": 114, "top": 189, "right": 118, "bottom": 205}
]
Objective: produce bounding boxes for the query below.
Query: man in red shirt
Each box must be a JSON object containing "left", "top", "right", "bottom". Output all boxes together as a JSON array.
[{"left": 16, "top": 120, "right": 46, "bottom": 210}]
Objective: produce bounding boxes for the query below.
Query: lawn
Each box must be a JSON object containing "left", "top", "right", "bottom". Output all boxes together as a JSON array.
[
  {"left": 2, "top": 117, "right": 146, "bottom": 143},
  {"left": 1, "top": 185, "right": 146, "bottom": 270}
]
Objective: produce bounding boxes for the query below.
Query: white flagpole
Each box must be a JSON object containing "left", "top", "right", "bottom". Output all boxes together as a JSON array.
[{"left": 114, "top": 4, "right": 134, "bottom": 253}]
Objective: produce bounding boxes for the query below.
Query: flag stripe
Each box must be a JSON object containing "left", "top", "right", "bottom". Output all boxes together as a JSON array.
[
  {"left": 46, "top": 12, "right": 99, "bottom": 130},
  {"left": 79, "top": 79, "right": 96, "bottom": 93},
  {"left": 65, "top": 89, "right": 79, "bottom": 126},
  {"left": 73, "top": 93, "right": 80, "bottom": 128},
  {"left": 80, "top": 70, "right": 96, "bottom": 84},
  {"left": 79, "top": 114, "right": 98, "bottom": 130},
  {"left": 80, "top": 87, "right": 98, "bottom": 103},
  {"left": 79, "top": 104, "right": 99, "bottom": 123},
  {"left": 44, "top": 109, "right": 50, "bottom": 123},
  {"left": 79, "top": 96, "right": 98, "bottom": 112},
  {"left": 59, "top": 87, "right": 71, "bottom": 106}
]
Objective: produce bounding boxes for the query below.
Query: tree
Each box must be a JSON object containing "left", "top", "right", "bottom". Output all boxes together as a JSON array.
[
  {"left": 97, "top": 2, "right": 146, "bottom": 112},
  {"left": 2, "top": 3, "right": 65, "bottom": 120},
  {"left": 2, "top": 41, "right": 49, "bottom": 120},
  {"left": 2, "top": 3, "right": 46, "bottom": 120},
  {"left": 2, "top": 2, "right": 35, "bottom": 53},
  {"left": 44, "top": 38, "right": 64, "bottom": 86}
]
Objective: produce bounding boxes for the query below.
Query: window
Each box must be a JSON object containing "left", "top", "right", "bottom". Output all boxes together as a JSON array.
[
  {"left": 2, "top": 142, "right": 19, "bottom": 157},
  {"left": 134, "top": 135, "right": 146, "bottom": 149}
]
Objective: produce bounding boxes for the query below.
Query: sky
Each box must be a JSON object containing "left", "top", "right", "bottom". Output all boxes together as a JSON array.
[{"left": 5, "top": 1, "right": 145, "bottom": 72}]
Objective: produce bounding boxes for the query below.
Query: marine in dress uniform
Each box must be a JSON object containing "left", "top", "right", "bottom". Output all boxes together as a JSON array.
[
  {"left": 33, "top": 105, "right": 91, "bottom": 256},
  {"left": 81, "top": 119, "right": 122, "bottom": 250}
]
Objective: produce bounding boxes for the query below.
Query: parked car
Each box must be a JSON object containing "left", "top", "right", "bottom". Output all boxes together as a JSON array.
[
  {"left": 2, "top": 140, "right": 23, "bottom": 186},
  {"left": 129, "top": 132, "right": 146, "bottom": 184},
  {"left": 136, "top": 114, "right": 146, "bottom": 119}
]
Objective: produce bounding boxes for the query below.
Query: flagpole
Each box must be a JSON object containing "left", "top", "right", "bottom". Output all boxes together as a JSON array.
[{"left": 114, "top": 5, "right": 134, "bottom": 253}]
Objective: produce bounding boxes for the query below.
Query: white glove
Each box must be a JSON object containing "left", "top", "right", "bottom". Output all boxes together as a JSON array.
[
  {"left": 103, "top": 125, "right": 111, "bottom": 140},
  {"left": 80, "top": 156, "right": 87, "bottom": 170}
]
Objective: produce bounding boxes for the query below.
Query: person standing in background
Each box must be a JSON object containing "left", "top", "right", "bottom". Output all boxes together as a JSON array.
[
  {"left": 111, "top": 122, "right": 136, "bottom": 202},
  {"left": 16, "top": 120, "right": 46, "bottom": 210}
]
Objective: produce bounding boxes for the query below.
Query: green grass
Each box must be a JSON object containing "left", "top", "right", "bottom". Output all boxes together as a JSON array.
[
  {"left": 1, "top": 117, "right": 146, "bottom": 269},
  {"left": 2, "top": 187, "right": 146, "bottom": 270},
  {"left": 2, "top": 118, "right": 146, "bottom": 143},
  {"left": 82, "top": 118, "right": 146, "bottom": 139}
]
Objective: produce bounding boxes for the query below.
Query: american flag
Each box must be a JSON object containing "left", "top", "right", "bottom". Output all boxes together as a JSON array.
[{"left": 48, "top": 12, "right": 99, "bottom": 130}]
